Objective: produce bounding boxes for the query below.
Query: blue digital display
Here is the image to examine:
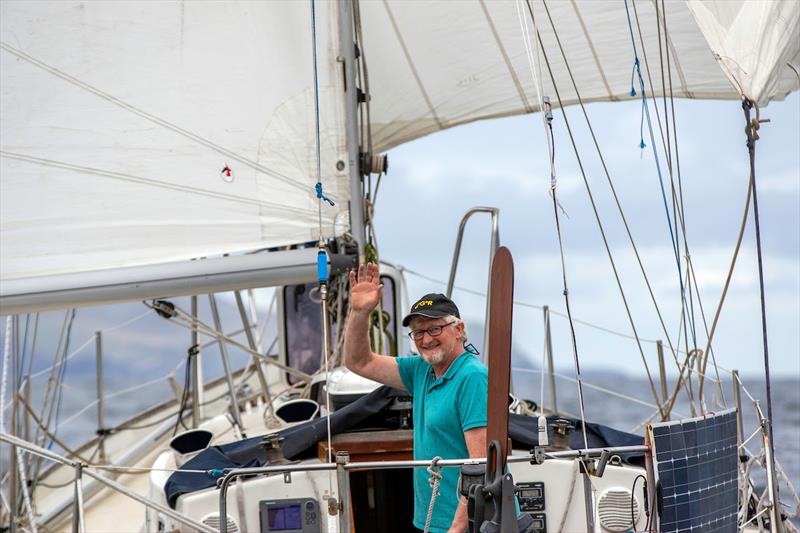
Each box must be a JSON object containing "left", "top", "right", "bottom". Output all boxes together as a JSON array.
[{"left": 267, "top": 504, "right": 301, "bottom": 531}]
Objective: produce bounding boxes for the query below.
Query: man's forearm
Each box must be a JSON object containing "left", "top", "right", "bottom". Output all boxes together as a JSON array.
[
  {"left": 344, "top": 309, "right": 373, "bottom": 373},
  {"left": 448, "top": 498, "right": 469, "bottom": 533}
]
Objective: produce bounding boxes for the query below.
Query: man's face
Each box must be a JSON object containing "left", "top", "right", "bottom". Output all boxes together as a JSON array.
[{"left": 410, "top": 316, "right": 464, "bottom": 366}]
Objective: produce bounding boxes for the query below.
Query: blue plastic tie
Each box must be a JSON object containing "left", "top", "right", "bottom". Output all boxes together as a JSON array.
[
  {"left": 315, "top": 182, "right": 334, "bottom": 206},
  {"left": 317, "top": 249, "right": 329, "bottom": 284},
  {"left": 209, "top": 469, "right": 225, "bottom": 477}
]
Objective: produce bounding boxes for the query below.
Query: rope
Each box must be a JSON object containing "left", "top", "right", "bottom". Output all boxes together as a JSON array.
[
  {"left": 631, "top": 0, "right": 726, "bottom": 402},
  {"left": 519, "top": 22, "right": 592, "bottom": 446},
  {"left": 622, "top": 0, "right": 697, "bottom": 346},
  {"left": 424, "top": 456, "right": 443, "bottom": 533},
  {"left": 16, "top": 447, "right": 38, "bottom": 533},
  {"left": 536, "top": 0, "right": 665, "bottom": 419}
]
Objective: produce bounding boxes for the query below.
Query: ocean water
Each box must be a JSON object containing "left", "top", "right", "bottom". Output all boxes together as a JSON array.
[{"left": 2, "top": 370, "right": 798, "bottom": 525}]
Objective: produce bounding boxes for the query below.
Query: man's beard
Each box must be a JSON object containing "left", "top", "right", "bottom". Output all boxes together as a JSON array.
[{"left": 420, "top": 347, "right": 446, "bottom": 366}]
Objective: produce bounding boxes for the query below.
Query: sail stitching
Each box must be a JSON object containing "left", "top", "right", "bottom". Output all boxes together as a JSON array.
[
  {"left": 0, "top": 41, "right": 309, "bottom": 194},
  {"left": 568, "top": 0, "right": 615, "bottom": 100},
  {"left": 381, "top": 0, "right": 444, "bottom": 129},
  {"left": 648, "top": 0, "right": 690, "bottom": 96},
  {"left": 0, "top": 151, "right": 316, "bottom": 216},
  {"left": 478, "top": 0, "right": 533, "bottom": 113}
]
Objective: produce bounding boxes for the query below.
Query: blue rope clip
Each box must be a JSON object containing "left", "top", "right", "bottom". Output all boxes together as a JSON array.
[
  {"left": 208, "top": 469, "right": 226, "bottom": 477},
  {"left": 315, "top": 182, "right": 335, "bottom": 206}
]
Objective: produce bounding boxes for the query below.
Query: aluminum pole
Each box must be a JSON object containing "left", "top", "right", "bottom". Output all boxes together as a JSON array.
[
  {"left": 336, "top": 452, "right": 352, "bottom": 532},
  {"left": 9, "top": 314, "right": 19, "bottom": 533},
  {"left": 72, "top": 464, "right": 85, "bottom": 533},
  {"left": 94, "top": 332, "right": 106, "bottom": 463},
  {"left": 208, "top": 294, "right": 244, "bottom": 434},
  {"left": 543, "top": 306, "right": 558, "bottom": 415},
  {"left": 657, "top": 340, "right": 668, "bottom": 404},
  {"left": 756, "top": 400, "right": 782, "bottom": 533},
  {"left": 234, "top": 291, "right": 272, "bottom": 414},
  {"left": 732, "top": 370, "right": 746, "bottom": 519},
  {"left": 190, "top": 295, "right": 202, "bottom": 427},
  {"left": 0, "top": 432, "right": 217, "bottom": 533},
  {"left": 445, "top": 207, "right": 500, "bottom": 360}
]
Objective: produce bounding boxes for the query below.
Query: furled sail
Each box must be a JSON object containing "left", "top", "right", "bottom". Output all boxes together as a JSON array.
[{"left": 0, "top": 1, "right": 350, "bottom": 283}]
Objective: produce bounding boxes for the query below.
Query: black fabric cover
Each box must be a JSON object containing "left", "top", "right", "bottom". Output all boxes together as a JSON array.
[
  {"left": 165, "top": 385, "right": 406, "bottom": 508},
  {"left": 164, "top": 386, "right": 643, "bottom": 508},
  {"left": 508, "top": 414, "right": 645, "bottom": 464}
]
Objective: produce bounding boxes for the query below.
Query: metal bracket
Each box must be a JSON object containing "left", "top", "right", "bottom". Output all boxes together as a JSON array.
[
  {"left": 530, "top": 446, "right": 546, "bottom": 465},
  {"left": 283, "top": 471, "right": 292, "bottom": 484}
]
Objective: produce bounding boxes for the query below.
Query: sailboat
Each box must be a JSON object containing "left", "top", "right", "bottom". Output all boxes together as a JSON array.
[{"left": 1, "top": 0, "right": 798, "bottom": 532}]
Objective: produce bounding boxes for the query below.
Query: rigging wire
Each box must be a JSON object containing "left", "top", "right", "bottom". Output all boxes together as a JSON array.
[
  {"left": 622, "top": 0, "right": 698, "bottom": 350},
  {"left": 309, "top": 2, "right": 336, "bottom": 507},
  {"left": 517, "top": 0, "right": 588, "bottom": 449},
  {"left": 742, "top": 98, "right": 780, "bottom": 507},
  {"left": 654, "top": 1, "right": 698, "bottom": 406},
  {"left": 528, "top": 0, "right": 703, "bottom": 413},
  {"left": 631, "top": 0, "right": 725, "bottom": 408},
  {"left": 660, "top": 0, "right": 726, "bottom": 406},
  {"left": 400, "top": 266, "right": 668, "bottom": 345},
  {"left": 48, "top": 309, "right": 76, "bottom": 450},
  {"left": 535, "top": 0, "right": 665, "bottom": 418}
]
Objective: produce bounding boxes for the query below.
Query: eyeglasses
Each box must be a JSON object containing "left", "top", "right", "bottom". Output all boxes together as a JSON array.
[{"left": 408, "top": 321, "right": 456, "bottom": 341}]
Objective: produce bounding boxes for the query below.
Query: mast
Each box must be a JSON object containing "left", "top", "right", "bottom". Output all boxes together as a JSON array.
[{"left": 337, "top": 0, "right": 366, "bottom": 259}]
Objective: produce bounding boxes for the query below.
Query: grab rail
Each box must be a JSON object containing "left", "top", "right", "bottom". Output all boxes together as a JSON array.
[
  {"left": 216, "top": 445, "right": 649, "bottom": 533},
  {"left": 446, "top": 207, "right": 500, "bottom": 359},
  {"left": 0, "top": 432, "right": 217, "bottom": 533}
]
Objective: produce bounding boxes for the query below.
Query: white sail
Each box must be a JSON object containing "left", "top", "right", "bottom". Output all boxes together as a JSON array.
[
  {"left": 687, "top": 0, "right": 800, "bottom": 105},
  {"left": 2, "top": 0, "right": 798, "bottom": 292},
  {"left": 0, "top": 1, "right": 350, "bottom": 282},
  {"left": 358, "top": 0, "right": 799, "bottom": 152}
]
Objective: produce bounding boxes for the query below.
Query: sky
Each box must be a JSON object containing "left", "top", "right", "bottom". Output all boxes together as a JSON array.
[
  {"left": 0, "top": 91, "right": 797, "bottom": 446},
  {"left": 375, "top": 92, "right": 799, "bottom": 379}
]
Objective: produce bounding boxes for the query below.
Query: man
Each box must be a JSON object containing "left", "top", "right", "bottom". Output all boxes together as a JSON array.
[{"left": 345, "top": 262, "right": 487, "bottom": 533}]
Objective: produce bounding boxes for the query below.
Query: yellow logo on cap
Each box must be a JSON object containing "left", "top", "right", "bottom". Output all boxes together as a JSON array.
[{"left": 414, "top": 300, "right": 434, "bottom": 309}]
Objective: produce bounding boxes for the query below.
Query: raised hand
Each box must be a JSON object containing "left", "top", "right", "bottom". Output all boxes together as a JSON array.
[{"left": 349, "top": 262, "right": 383, "bottom": 314}]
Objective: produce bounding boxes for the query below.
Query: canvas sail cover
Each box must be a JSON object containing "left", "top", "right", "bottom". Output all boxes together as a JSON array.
[
  {"left": 1, "top": 1, "right": 798, "bottom": 287},
  {"left": 0, "top": 1, "right": 350, "bottom": 282}
]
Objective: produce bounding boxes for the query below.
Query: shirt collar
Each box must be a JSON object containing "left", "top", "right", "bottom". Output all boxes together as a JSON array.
[{"left": 428, "top": 351, "right": 471, "bottom": 384}]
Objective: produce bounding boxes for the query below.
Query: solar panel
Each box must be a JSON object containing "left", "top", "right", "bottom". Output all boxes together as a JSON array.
[{"left": 650, "top": 408, "right": 739, "bottom": 532}]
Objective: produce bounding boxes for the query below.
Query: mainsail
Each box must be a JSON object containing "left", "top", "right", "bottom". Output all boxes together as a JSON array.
[
  {"left": 1, "top": 0, "right": 798, "bottom": 310},
  {"left": 0, "top": 1, "right": 350, "bottom": 282}
]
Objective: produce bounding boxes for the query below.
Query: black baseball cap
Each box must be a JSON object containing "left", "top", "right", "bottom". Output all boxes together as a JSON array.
[{"left": 402, "top": 293, "right": 461, "bottom": 327}]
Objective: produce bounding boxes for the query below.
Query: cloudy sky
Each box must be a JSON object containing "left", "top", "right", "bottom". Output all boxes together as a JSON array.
[{"left": 374, "top": 92, "right": 799, "bottom": 379}]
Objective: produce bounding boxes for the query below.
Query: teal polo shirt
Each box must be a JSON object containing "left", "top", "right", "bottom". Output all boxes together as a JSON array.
[{"left": 397, "top": 351, "right": 488, "bottom": 533}]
